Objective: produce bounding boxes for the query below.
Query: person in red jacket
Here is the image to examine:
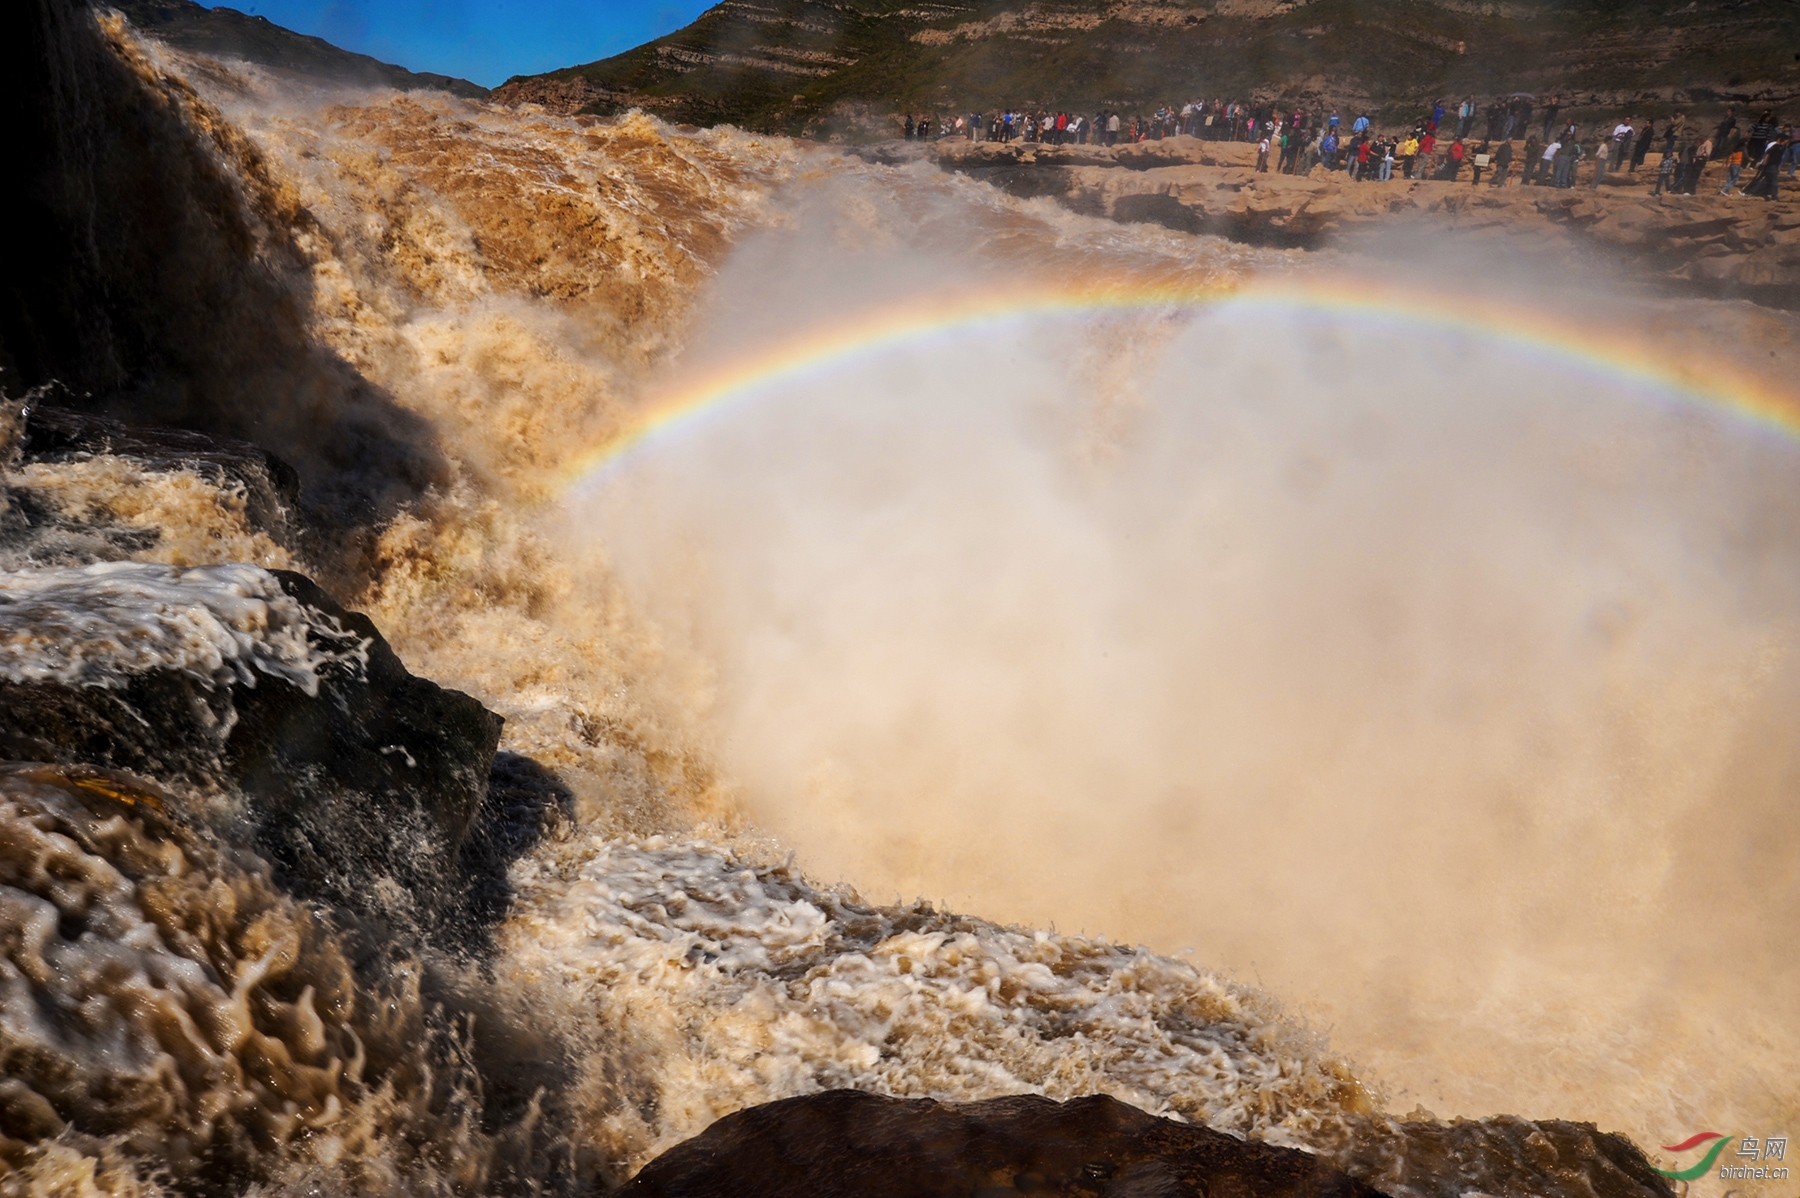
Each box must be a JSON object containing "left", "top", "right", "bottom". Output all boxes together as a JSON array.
[{"left": 1444, "top": 137, "right": 1467, "bottom": 180}]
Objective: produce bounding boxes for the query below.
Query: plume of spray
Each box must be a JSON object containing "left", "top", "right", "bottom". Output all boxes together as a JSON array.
[{"left": 564, "top": 196, "right": 1800, "bottom": 1173}]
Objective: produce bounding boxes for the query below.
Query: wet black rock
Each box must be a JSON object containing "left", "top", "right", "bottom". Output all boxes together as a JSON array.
[
  {"left": 0, "top": 567, "right": 503, "bottom": 928},
  {"left": 619, "top": 1090, "right": 1388, "bottom": 1198},
  {"left": 1330, "top": 1113, "right": 1678, "bottom": 1198}
]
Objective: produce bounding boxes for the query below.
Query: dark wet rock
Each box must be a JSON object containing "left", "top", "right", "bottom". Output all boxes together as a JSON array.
[
  {"left": 620, "top": 1091, "right": 1678, "bottom": 1198},
  {"left": 445, "top": 749, "right": 576, "bottom": 954},
  {"left": 0, "top": 565, "right": 503, "bottom": 927},
  {"left": 619, "top": 1090, "right": 1387, "bottom": 1198},
  {"left": 1328, "top": 1114, "right": 1677, "bottom": 1198}
]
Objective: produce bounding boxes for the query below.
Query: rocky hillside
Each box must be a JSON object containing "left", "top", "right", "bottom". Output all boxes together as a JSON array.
[
  {"left": 109, "top": 0, "right": 487, "bottom": 96},
  {"left": 493, "top": 0, "right": 1799, "bottom": 137}
]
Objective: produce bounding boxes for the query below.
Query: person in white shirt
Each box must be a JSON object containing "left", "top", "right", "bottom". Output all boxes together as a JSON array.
[{"left": 1538, "top": 138, "right": 1561, "bottom": 186}]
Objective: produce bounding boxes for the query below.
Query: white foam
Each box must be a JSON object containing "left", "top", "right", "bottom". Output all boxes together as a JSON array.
[
  {"left": 502, "top": 836, "right": 1363, "bottom": 1172},
  {"left": 0, "top": 562, "right": 366, "bottom": 694}
]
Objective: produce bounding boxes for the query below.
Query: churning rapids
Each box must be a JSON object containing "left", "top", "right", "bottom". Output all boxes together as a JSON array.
[{"left": 2, "top": 7, "right": 1797, "bottom": 1198}]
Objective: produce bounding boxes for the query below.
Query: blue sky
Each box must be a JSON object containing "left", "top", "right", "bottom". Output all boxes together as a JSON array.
[{"left": 205, "top": 0, "right": 713, "bottom": 87}]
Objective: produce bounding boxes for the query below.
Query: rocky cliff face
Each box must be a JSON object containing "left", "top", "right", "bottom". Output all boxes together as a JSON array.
[{"left": 493, "top": 0, "right": 1800, "bottom": 138}]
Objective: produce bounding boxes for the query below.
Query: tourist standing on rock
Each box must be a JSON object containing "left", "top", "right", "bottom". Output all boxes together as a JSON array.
[
  {"left": 1538, "top": 135, "right": 1561, "bottom": 186},
  {"left": 1652, "top": 145, "right": 1678, "bottom": 195},
  {"left": 1256, "top": 132, "right": 1270, "bottom": 172},
  {"left": 1419, "top": 128, "right": 1437, "bottom": 177},
  {"left": 1610, "top": 121, "right": 1633, "bottom": 173},
  {"left": 1719, "top": 123, "right": 1743, "bottom": 168},
  {"left": 1520, "top": 132, "right": 1542, "bottom": 183},
  {"left": 1557, "top": 137, "right": 1583, "bottom": 188},
  {"left": 1743, "top": 134, "right": 1787, "bottom": 201},
  {"left": 1380, "top": 138, "right": 1395, "bottom": 181},
  {"left": 1679, "top": 139, "right": 1708, "bottom": 193},
  {"left": 1445, "top": 137, "right": 1467, "bottom": 181},
  {"left": 1399, "top": 131, "right": 1419, "bottom": 178},
  {"left": 1458, "top": 96, "right": 1476, "bottom": 138},
  {"left": 1720, "top": 144, "right": 1745, "bottom": 194},
  {"left": 1471, "top": 141, "right": 1488, "bottom": 185},
  {"left": 1491, "top": 139, "right": 1512, "bottom": 186},
  {"left": 1593, "top": 137, "right": 1610, "bottom": 187},
  {"left": 1631, "top": 120, "right": 1655, "bottom": 171},
  {"left": 1746, "top": 110, "right": 1778, "bottom": 164},
  {"left": 1713, "top": 110, "right": 1737, "bottom": 157}
]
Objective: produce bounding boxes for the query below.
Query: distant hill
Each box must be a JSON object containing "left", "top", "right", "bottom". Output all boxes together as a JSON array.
[
  {"left": 111, "top": 0, "right": 487, "bottom": 97},
  {"left": 492, "top": 0, "right": 1799, "bottom": 138}
]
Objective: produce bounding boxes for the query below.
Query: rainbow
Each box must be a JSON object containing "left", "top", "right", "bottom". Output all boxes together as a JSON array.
[{"left": 558, "top": 277, "right": 1800, "bottom": 494}]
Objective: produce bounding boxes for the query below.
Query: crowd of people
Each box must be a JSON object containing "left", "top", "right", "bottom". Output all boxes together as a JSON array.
[{"left": 899, "top": 97, "right": 1796, "bottom": 200}]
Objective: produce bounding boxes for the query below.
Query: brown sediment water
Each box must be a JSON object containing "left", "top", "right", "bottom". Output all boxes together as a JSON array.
[{"left": 1, "top": 12, "right": 1795, "bottom": 1197}]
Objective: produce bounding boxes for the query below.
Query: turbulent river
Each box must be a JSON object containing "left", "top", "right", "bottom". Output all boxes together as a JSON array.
[{"left": 1, "top": 10, "right": 1796, "bottom": 1198}]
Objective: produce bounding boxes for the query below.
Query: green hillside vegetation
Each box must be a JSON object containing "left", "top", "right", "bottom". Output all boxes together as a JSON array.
[{"left": 496, "top": 0, "right": 1799, "bottom": 137}]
